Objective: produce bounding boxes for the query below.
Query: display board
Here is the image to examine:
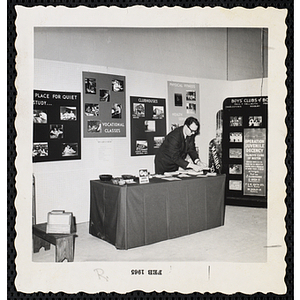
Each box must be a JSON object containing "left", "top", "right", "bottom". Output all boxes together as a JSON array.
[
  {"left": 82, "top": 71, "right": 126, "bottom": 137},
  {"left": 33, "top": 90, "right": 81, "bottom": 163},
  {"left": 130, "top": 96, "right": 166, "bottom": 156},
  {"left": 167, "top": 81, "right": 200, "bottom": 131},
  {"left": 222, "top": 96, "right": 268, "bottom": 207}
]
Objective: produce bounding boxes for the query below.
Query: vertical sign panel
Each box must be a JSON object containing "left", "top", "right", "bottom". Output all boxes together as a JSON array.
[
  {"left": 167, "top": 81, "right": 200, "bottom": 131},
  {"left": 33, "top": 90, "right": 81, "bottom": 162},
  {"left": 244, "top": 128, "right": 266, "bottom": 196},
  {"left": 82, "top": 71, "right": 126, "bottom": 137},
  {"left": 130, "top": 96, "right": 166, "bottom": 156}
]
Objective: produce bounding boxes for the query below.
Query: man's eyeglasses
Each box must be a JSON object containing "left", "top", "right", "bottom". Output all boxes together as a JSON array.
[{"left": 187, "top": 124, "right": 198, "bottom": 134}]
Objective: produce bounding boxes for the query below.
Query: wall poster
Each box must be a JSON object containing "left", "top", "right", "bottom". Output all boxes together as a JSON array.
[
  {"left": 167, "top": 81, "right": 200, "bottom": 131},
  {"left": 82, "top": 71, "right": 126, "bottom": 137},
  {"left": 33, "top": 90, "right": 81, "bottom": 162},
  {"left": 130, "top": 96, "right": 166, "bottom": 156},
  {"left": 243, "top": 128, "right": 266, "bottom": 196}
]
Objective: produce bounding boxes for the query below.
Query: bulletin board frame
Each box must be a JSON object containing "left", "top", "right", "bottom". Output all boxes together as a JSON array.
[
  {"left": 167, "top": 81, "right": 200, "bottom": 131},
  {"left": 82, "top": 71, "right": 126, "bottom": 138},
  {"left": 33, "top": 90, "right": 81, "bottom": 163},
  {"left": 130, "top": 96, "right": 166, "bottom": 156},
  {"left": 222, "top": 96, "right": 268, "bottom": 207}
]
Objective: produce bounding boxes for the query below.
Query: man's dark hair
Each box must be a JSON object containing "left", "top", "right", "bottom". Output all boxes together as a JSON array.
[{"left": 184, "top": 117, "right": 200, "bottom": 135}]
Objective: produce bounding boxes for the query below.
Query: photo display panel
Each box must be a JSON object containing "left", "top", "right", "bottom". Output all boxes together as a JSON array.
[
  {"left": 82, "top": 71, "right": 126, "bottom": 137},
  {"left": 222, "top": 96, "right": 268, "bottom": 207},
  {"left": 33, "top": 90, "right": 81, "bottom": 162},
  {"left": 167, "top": 81, "right": 200, "bottom": 131},
  {"left": 130, "top": 96, "right": 166, "bottom": 156}
]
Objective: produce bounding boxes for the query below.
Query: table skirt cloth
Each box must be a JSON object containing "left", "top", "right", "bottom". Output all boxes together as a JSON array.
[{"left": 89, "top": 175, "right": 226, "bottom": 249}]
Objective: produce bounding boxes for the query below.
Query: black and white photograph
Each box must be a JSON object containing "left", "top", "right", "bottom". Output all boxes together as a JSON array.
[
  {"left": 135, "top": 140, "right": 148, "bottom": 155},
  {"left": 230, "top": 132, "right": 243, "bottom": 143},
  {"left": 112, "top": 79, "right": 124, "bottom": 92},
  {"left": 87, "top": 120, "right": 102, "bottom": 133},
  {"left": 229, "top": 164, "right": 243, "bottom": 175},
  {"left": 186, "top": 102, "right": 196, "bottom": 114},
  {"left": 229, "top": 180, "right": 243, "bottom": 191},
  {"left": 229, "top": 148, "right": 243, "bottom": 159},
  {"left": 32, "top": 142, "right": 49, "bottom": 157},
  {"left": 111, "top": 103, "right": 122, "bottom": 118},
  {"left": 230, "top": 116, "right": 243, "bottom": 127},
  {"left": 33, "top": 109, "right": 47, "bottom": 123},
  {"left": 144, "top": 120, "right": 155, "bottom": 132},
  {"left": 99, "top": 89, "right": 110, "bottom": 102},
  {"left": 186, "top": 90, "right": 196, "bottom": 101},
  {"left": 62, "top": 143, "right": 78, "bottom": 156},
  {"left": 49, "top": 124, "right": 63, "bottom": 139},
  {"left": 249, "top": 116, "right": 263, "bottom": 127},
  {"left": 84, "top": 104, "right": 99, "bottom": 116},
  {"left": 84, "top": 78, "right": 96, "bottom": 94},
  {"left": 153, "top": 136, "right": 165, "bottom": 149},
  {"left": 60, "top": 106, "right": 77, "bottom": 121},
  {"left": 14, "top": 5, "right": 289, "bottom": 296},
  {"left": 174, "top": 93, "right": 182, "bottom": 106},
  {"left": 132, "top": 103, "right": 145, "bottom": 118},
  {"left": 153, "top": 106, "right": 164, "bottom": 119}
]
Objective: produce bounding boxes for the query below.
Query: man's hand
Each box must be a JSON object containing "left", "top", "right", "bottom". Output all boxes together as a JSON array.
[
  {"left": 187, "top": 162, "right": 202, "bottom": 172},
  {"left": 196, "top": 161, "right": 207, "bottom": 169}
]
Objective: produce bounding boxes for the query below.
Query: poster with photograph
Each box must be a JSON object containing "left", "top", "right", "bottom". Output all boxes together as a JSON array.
[
  {"left": 249, "top": 116, "right": 263, "bottom": 127},
  {"left": 62, "top": 143, "right": 78, "bottom": 157},
  {"left": 131, "top": 96, "right": 166, "bottom": 156},
  {"left": 49, "top": 124, "right": 63, "bottom": 139},
  {"left": 230, "top": 116, "right": 243, "bottom": 126},
  {"left": 222, "top": 96, "right": 268, "bottom": 206},
  {"left": 229, "top": 148, "right": 242, "bottom": 159},
  {"left": 60, "top": 106, "right": 77, "bottom": 121},
  {"left": 186, "top": 102, "right": 196, "bottom": 114},
  {"left": 33, "top": 109, "right": 47, "bottom": 123},
  {"left": 33, "top": 90, "right": 81, "bottom": 162},
  {"left": 153, "top": 106, "right": 164, "bottom": 119},
  {"left": 112, "top": 79, "right": 124, "bottom": 92},
  {"left": 132, "top": 103, "right": 145, "bottom": 118},
  {"left": 83, "top": 71, "right": 126, "bottom": 137},
  {"left": 186, "top": 90, "right": 196, "bottom": 101},
  {"left": 32, "top": 142, "right": 48, "bottom": 158},
  {"left": 111, "top": 103, "right": 122, "bottom": 119},
  {"left": 99, "top": 89, "right": 110, "bottom": 102},
  {"left": 135, "top": 140, "right": 148, "bottom": 155},
  {"left": 229, "top": 132, "right": 243, "bottom": 142},
  {"left": 84, "top": 104, "right": 99, "bottom": 116},
  {"left": 229, "top": 180, "right": 242, "bottom": 191},
  {"left": 154, "top": 136, "right": 165, "bottom": 149},
  {"left": 229, "top": 164, "right": 242, "bottom": 174},
  {"left": 168, "top": 81, "right": 200, "bottom": 132},
  {"left": 84, "top": 78, "right": 96, "bottom": 94},
  {"left": 174, "top": 93, "right": 183, "bottom": 106},
  {"left": 244, "top": 128, "right": 267, "bottom": 196}
]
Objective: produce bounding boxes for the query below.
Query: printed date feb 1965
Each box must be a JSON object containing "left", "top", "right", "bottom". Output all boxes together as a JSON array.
[{"left": 131, "top": 269, "right": 162, "bottom": 275}]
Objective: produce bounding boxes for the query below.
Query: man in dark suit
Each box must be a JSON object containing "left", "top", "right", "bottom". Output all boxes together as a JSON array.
[{"left": 154, "top": 117, "right": 207, "bottom": 174}]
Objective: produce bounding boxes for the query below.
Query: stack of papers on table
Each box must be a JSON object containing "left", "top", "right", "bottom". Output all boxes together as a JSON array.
[
  {"left": 177, "top": 173, "right": 191, "bottom": 178},
  {"left": 207, "top": 172, "right": 217, "bottom": 176},
  {"left": 161, "top": 177, "right": 181, "bottom": 181}
]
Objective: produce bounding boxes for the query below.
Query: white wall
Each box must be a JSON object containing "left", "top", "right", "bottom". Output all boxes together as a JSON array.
[{"left": 33, "top": 58, "right": 267, "bottom": 223}]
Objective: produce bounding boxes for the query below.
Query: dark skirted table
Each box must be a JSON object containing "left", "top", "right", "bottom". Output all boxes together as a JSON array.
[{"left": 89, "top": 174, "right": 226, "bottom": 249}]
